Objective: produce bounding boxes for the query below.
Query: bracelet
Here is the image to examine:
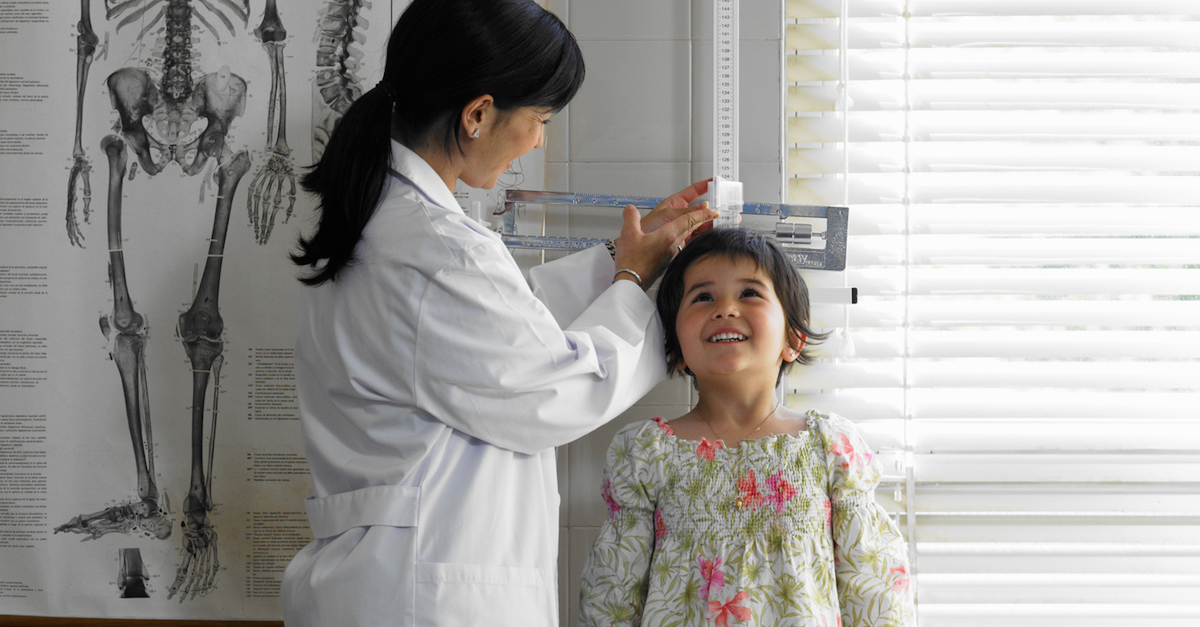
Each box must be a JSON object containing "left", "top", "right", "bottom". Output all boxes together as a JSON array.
[
  {"left": 613, "top": 268, "right": 644, "bottom": 287},
  {"left": 604, "top": 238, "right": 617, "bottom": 259}
]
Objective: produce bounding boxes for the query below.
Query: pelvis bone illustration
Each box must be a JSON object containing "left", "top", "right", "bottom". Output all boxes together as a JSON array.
[
  {"left": 106, "top": 65, "right": 246, "bottom": 178},
  {"left": 57, "top": 0, "right": 281, "bottom": 603}
]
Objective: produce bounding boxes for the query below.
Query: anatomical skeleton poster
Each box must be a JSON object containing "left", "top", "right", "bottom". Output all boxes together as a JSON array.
[{"left": 0, "top": 0, "right": 544, "bottom": 620}]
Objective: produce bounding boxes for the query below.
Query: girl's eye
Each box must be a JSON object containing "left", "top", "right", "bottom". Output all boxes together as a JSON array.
[
  {"left": 691, "top": 292, "right": 713, "bottom": 303},
  {"left": 741, "top": 289, "right": 761, "bottom": 298}
]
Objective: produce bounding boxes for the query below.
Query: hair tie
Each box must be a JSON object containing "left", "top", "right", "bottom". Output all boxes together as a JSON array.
[{"left": 378, "top": 81, "right": 398, "bottom": 102}]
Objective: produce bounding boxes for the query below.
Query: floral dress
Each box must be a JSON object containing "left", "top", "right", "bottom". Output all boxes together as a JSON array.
[{"left": 578, "top": 411, "right": 915, "bottom": 627}]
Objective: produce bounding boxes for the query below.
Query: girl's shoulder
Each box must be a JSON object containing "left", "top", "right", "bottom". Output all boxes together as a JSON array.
[
  {"left": 612, "top": 417, "right": 677, "bottom": 446},
  {"left": 803, "top": 409, "right": 862, "bottom": 440}
]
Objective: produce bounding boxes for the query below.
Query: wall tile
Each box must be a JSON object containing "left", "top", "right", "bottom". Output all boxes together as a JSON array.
[
  {"left": 546, "top": 105, "right": 569, "bottom": 163},
  {"left": 693, "top": 39, "right": 782, "bottom": 163},
  {"left": 567, "top": 162, "right": 693, "bottom": 239},
  {"left": 741, "top": 0, "right": 783, "bottom": 41},
  {"left": 693, "top": 160, "right": 783, "bottom": 205},
  {"left": 558, "top": 445, "right": 570, "bottom": 527},
  {"left": 547, "top": 0, "right": 568, "bottom": 22},
  {"left": 571, "top": 0, "right": 689, "bottom": 40},
  {"left": 544, "top": 162, "right": 573, "bottom": 253},
  {"left": 741, "top": 160, "right": 785, "bottom": 204},
  {"left": 692, "top": 40, "right": 713, "bottom": 162},
  {"left": 559, "top": 528, "right": 570, "bottom": 627},
  {"left": 638, "top": 375, "right": 693, "bottom": 407},
  {"left": 568, "top": 526, "right": 603, "bottom": 627},
  {"left": 739, "top": 39, "right": 783, "bottom": 162},
  {"left": 571, "top": 40, "right": 691, "bottom": 163},
  {"left": 545, "top": 162, "right": 570, "bottom": 194},
  {"left": 571, "top": 162, "right": 694, "bottom": 196},
  {"left": 693, "top": 0, "right": 783, "bottom": 41}
]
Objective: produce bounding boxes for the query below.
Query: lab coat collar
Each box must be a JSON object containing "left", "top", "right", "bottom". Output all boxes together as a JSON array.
[{"left": 389, "top": 140, "right": 463, "bottom": 216}]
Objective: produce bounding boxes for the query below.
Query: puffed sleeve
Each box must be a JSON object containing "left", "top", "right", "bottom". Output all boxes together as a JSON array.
[
  {"left": 415, "top": 240, "right": 666, "bottom": 454},
  {"left": 578, "top": 422, "right": 663, "bottom": 627},
  {"left": 819, "top": 414, "right": 916, "bottom": 627}
]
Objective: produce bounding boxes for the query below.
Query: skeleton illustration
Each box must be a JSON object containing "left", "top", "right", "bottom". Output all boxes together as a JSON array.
[
  {"left": 246, "top": 0, "right": 296, "bottom": 245},
  {"left": 119, "top": 548, "right": 151, "bottom": 598},
  {"left": 313, "top": 0, "right": 369, "bottom": 162},
  {"left": 56, "top": 0, "right": 274, "bottom": 602}
]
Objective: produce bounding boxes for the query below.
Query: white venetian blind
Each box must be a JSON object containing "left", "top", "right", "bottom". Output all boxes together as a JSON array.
[{"left": 783, "top": 1, "right": 1200, "bottom": 625}]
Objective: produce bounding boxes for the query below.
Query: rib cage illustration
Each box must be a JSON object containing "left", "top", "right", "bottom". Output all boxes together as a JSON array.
[
  {"left": 312, "top": 0, "right": 369, "bottom": 162},
  {"left": 57, "top": 0, "right": 289, "bottom": 603}
]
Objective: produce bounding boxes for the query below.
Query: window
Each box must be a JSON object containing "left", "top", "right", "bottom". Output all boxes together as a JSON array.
[{"left": 785, "top": 1, "right": 1200, "bottom": 624}]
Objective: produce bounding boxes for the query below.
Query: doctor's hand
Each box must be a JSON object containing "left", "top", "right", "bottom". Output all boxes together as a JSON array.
[
  {"left": 612, "top": 182, "right": 718, "bottom": 290},
  {"left": 639, "top": 179, "right": 711, "bottom": 235}
]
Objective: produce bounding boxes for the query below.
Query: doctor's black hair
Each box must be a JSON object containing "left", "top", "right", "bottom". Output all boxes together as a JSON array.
[
  {"left": 292, "top": 0, "right": 585, "bottom": 286},
  {"left": 655, "top": 228, "right": 827, "bottom": 386}
]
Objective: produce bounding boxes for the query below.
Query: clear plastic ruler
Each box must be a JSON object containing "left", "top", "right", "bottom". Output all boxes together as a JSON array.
[{"left": 711, "top": 0, "right": 743, "bottom": 229}]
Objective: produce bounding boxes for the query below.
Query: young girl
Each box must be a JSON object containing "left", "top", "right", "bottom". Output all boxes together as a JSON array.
[{"left": 579, "top": 229, "right": 915, "bottom": 627}]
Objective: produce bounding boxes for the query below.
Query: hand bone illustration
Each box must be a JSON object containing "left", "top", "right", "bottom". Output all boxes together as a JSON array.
[
  {"left": 246, "top": 0, "right": 296, "bottom": 245},
  {"left": 67, "top": 1, "right": 102, "bottom": 248}
]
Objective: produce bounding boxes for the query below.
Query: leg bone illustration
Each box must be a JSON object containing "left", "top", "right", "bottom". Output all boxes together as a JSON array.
[
  {"left": 246, "top": 0, "right": 296, "bottom": 245},
  {"left": 167, "top": 149, "right": 250, "bottom": 601},
  {"left": 119, "top": 548, "right": 151, "bottom": 598},
  {"left": 55, "top": 136, "right": 173, "bottom": 543}
]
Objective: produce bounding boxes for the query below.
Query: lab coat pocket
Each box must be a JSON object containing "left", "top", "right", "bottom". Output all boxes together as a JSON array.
[{"left": 414, "top": 562, "right": 552, "bottom": 627}]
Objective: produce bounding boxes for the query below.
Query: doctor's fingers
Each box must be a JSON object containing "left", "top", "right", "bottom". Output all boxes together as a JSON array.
[
  {"left": 653, "top": 206, "right": 719, "bottom": 248},
  {"left": 641, "top": 179, "right": 711, "bottom": 233}
]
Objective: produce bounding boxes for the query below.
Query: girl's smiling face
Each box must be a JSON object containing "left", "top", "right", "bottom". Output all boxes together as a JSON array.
[{"left": 675, "top": 255, "right": 799, "bottom": 385}]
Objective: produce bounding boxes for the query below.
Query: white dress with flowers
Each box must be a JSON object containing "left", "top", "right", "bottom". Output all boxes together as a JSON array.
[{"left": 578, "top": 411, "right": 915, "bottom": 627}]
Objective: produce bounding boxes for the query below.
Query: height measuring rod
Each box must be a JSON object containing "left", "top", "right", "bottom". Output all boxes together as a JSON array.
[{"left": 710, "top": 0, "right": 743, "bottom": 229}]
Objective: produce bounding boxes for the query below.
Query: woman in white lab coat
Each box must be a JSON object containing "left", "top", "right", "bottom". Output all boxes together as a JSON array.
[{"left": 280, "top": 1, "right": 716, "bottom": 625}]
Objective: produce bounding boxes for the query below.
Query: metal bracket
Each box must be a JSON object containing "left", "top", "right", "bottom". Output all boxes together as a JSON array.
[{"left": 499, "top": 189, "right": 849, "bottom": 272}]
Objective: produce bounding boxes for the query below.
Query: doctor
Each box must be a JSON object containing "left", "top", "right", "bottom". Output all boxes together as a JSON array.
[{"left": 281, "top": 0, "right": 716, "bottom": 625}]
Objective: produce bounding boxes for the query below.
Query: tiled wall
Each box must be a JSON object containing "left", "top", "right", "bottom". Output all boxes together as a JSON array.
[{"left": 542, "top": 1, "right": 784, "bottom": 624}]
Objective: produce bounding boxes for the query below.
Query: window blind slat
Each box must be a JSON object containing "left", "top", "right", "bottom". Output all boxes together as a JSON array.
[
  {"left": 795, "top": 361, "right": 1200, "bottom": 390},
  {"left": 788, "top": 0, "right": 1200, "bottom": 19},
  {"left": 786, "top": 2, "right": 1200, "bottom": 618}
]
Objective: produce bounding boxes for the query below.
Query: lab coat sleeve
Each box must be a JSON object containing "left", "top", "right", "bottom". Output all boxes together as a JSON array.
[
  {"left": 414, "top": 240, "right": 666, "bottom": 454},
  {"left": 527, "top": 244, "right": 615, "bottom": 328}
]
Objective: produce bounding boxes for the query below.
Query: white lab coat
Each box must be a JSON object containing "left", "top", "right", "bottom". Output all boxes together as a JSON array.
[{"left": 281, "top": 141, "right": 666, "bottom": 627}]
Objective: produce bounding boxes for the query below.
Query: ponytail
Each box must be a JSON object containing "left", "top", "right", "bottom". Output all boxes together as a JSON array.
[{"left": 290, "top": 86, "right": 394, "bottom": 286}]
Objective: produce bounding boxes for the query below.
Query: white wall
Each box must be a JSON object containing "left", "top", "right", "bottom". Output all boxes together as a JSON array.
[{"left": 541, "top": 1, "right": 784, "bottom": 623}]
